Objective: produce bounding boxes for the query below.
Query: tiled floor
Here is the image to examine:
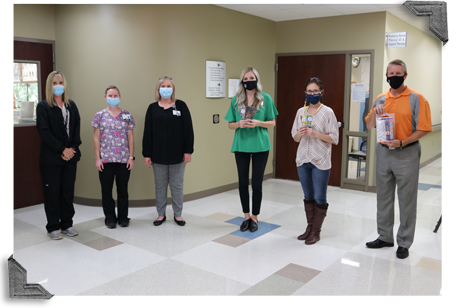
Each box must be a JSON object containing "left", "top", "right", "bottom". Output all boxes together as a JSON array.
[{"left": 13, "top": 158, "right": 442, "bottom": 297}]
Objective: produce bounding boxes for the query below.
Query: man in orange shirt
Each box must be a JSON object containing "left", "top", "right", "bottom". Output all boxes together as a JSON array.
[{"left": 365, "top": 59, "right": 432, "bottom": 259}]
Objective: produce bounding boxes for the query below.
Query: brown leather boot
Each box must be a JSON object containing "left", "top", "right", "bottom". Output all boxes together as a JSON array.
[
  {"left": 305, "top": 203, "right": 328, "bottom": 245},
  {"left": 297, "top": 199, "right": 315, "bottom": 240}
]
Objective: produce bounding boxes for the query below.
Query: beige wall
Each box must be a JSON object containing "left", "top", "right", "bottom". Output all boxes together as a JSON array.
[
  {"left": 51, "top": 4, "right": 275, "bottom": 200},
  {"left": 14, "top": 4, "right": 56, "bottom": 41},
  {"left": 14, "top": 5, "right": 442, "bottom": 198},
  {"left": 384, "top": 12, "right": 442, "bottom": 170},
  {"left": 276, "top": 12, "right": 387, "bottom": 105},
  {"left": 376, "top": 12, "right": 442, "bottom": 184},
  {"left": 276, "top": 12, "right": 442, "bottom": 187}
]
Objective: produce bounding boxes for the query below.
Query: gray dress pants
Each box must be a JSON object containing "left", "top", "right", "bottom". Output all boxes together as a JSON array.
[
  {"left": 375, "top": 142, "right": 421, "bottom": 249},
  {"left": 152, "top": 162, "right": 186, "bottom": 217}
]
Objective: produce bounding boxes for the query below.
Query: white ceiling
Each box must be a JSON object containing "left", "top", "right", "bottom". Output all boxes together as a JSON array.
[{"left": 216, "top": 3, "right": 436, "bottom": 39}]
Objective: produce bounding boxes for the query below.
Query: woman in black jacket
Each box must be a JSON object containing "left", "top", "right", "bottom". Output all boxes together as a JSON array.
[
  {"left": 142, "top": 76, "right": 194, "bottom": 226},
  {"left": 36, "top": 71, "right": 82, "bottom": 240}
]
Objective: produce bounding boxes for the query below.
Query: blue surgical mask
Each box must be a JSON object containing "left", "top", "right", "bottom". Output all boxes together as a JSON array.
[
  {"left": 306, "top": 93, "right": 322, "bottom": 105},
  {"left": 107, "top": 97, "right": 120, "bottom": 107},
  {"left": 53, "top": 85, "right": 65, "bottom": 96},
  {"left": 160, "top": 88, "right": 173, "bottom": 99}
]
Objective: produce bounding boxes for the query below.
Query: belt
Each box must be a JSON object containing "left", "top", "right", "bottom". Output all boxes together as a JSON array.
[{"left": 381, "top": 141, "right": 418, "bottom": 150}]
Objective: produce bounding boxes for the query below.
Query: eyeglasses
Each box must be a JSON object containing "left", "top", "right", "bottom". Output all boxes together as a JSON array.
[
  {"left": 305, "top": 90, "right": 322, "bottom": 95},
  {"left": 159, "top": 76, "right": 172, "bottom": 80}
]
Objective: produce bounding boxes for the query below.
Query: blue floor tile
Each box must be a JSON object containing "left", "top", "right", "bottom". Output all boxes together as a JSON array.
[
  {"left": 418, "top": 183, "right": 442, "bottom": 191},
  {"left": 225, "top": 217, "right": 281, "bottom": 240}
]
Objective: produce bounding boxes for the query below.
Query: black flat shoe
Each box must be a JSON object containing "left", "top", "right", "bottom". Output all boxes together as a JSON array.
[
  {"left": 119, "top": 217, "right": 130, "bottom": 227},
  {"left": 105, "top": 219, "right": 117, "bottom": 229},
  {"left": 240, "top": 219, "right": 251, "bottom": 232},
  {"left": 174, "top": 217, "right": 186, "bottom": 226},
  {"left": 153, "top": 216, "right": 166, "bottom": 226},
  {"left": 106, "top": 222, "right": 117, "bottom": 229},
  {"left": 366, "top": 239, "right": 394, "bottom": 249},
  {"left": 249, "top": 219, "right": 258, "bottom": 232},
  {"left": 396, "top": 247, "right": 409, "bottom": 259}
]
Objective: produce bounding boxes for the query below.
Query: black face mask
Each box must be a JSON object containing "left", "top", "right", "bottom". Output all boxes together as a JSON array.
[
  {"left": 242, "top": 80, "right": 257, "bottom": 91},
  {"left": 386, "top": 75, "right": 405, "bottom": 90}
]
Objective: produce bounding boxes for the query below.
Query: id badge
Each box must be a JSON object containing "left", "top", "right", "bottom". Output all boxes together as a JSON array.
[
  {"left": 173, "top": 110, "right": 181, "bottom": 116},
  {"left": 122, "top": 114, "right": 131, "bottom": 122}
]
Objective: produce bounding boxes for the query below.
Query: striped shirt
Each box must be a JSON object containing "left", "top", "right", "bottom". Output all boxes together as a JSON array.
[{"left": 291, "top": 105, "right": 339, "bottom": 170}]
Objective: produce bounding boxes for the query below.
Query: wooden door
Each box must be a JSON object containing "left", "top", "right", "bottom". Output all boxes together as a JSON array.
[
  {"left": 14, "top": 40, "right": 54, "bottom": 209},
  {"left": 275, "top": 54, "right": 345, "bottom": 186},
  {"left": 14, "top": 40, "right": 54, "bottom": 100}
]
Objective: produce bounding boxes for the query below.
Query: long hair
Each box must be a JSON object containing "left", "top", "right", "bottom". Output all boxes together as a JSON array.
[
  {"left": 235, "top": 67, "right": 264, "bottom": 109},
  {"left": 304, "top": 77, "right": 324, "bottom": 106},
  {"left": 45, "top": 71, "right": 69, "bottom": 107},
  {"left": 155, "top": 76, "right": 176, "bottom": 102}
]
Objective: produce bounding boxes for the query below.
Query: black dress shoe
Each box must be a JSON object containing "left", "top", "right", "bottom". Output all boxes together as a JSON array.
[
  {"left": 366, "top": 239, "right": 394, "bottom": 248},
  {"left": 396, "top": 247, "right": 409, "bottom": 259},
  {"left": 240, "top": 219, "right": 251, "bottom": 232},
  {"left": 174, "top": 217, "right": 186, "bottom": 226},
  {"left": 249, "top": 219, "right": 258, "bottom": 232},
  {"left": 153, "top": 216, "right": 166, "bottom": 226}
]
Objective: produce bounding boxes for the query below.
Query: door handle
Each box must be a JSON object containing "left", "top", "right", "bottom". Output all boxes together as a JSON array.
[{"left": 338, "top": 121, "right": 343, "bottom": 128}]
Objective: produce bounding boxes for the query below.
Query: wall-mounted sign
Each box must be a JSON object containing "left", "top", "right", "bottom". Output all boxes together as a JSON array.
[
  {"left": 228, "top": 79, "right": 239, "bottom": 98},
  {"left": 386, "top": 32, "right": 407, "bottom": 48},
  {"left": 206, "top": 60, "right": 226, "bottom": 98},
  {"left": 351, "top": 83, "right": 366, "bottom": 103}
]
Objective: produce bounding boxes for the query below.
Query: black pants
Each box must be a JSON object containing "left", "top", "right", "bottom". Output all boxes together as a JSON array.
[
  {"left": 234, "top": 151, "right": 269, "bottom": 216},
  {"left": 99, "top": 163, "right": 131, "bottom": 224},
  {"left": 39, "top": 163, "right": 77, "bottom": 233}
]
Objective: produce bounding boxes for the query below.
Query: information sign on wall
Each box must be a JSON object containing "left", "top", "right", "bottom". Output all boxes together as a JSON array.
[
  {"left": 206, "top": 60, "right": 226, "bottom": 98},
  {"left": 386, "top": 32, "right": 407, "bottom": 48}
]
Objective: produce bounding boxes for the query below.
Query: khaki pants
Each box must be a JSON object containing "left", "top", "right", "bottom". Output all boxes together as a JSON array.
[{"left": 375, "top": 142, "right": 421, "bottom": 249}]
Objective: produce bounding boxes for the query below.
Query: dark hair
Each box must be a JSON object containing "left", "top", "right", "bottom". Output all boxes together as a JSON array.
[
  {"left": 304, "top": 77, "right": 324, "bottom": 105},
  {"left": 305, "top": 77, "right": 324, "bottom": 91}
]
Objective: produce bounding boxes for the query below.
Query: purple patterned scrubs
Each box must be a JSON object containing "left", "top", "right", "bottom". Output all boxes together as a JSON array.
[{"left": 91, "top": 109, "right": 136, "bottom": 163}]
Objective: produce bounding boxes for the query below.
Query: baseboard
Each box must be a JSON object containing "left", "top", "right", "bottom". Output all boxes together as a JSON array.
[
  {"left": 364, "top": 154, "right": 441, "bottom": 194},
  {"left": 420, "top": 153, "right": 441, "bottom": 169},
  {"left": 74, "top": 173, "right": 274, "bottom": 208}
]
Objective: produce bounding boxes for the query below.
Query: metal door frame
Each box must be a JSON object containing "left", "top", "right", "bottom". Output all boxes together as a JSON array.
[{"left": 274, "top": 50, "right": 375, "bottom": 192}]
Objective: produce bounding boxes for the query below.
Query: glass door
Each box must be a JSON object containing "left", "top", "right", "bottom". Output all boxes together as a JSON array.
[{"left": 341, "top": 52, "right": 373, "bottom": 191}]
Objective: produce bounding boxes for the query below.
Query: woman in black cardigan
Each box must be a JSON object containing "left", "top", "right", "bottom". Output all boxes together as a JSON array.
[
  {"left": 36, "top": 71, "right": 82, "bottom": 240},
  {"left": 142, "top": 76, "right": 194, "bottom": 226}
]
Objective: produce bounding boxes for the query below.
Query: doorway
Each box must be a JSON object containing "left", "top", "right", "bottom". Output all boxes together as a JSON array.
[{"left": 274, "top": 53, "right": 345, "bottom": 187}]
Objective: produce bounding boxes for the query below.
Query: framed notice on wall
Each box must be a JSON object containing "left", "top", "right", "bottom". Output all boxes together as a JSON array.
[
  {"left": 206, "top": 60, "right": 226, "bottom": 98},
  {"left": 228, "top": 79, "right": 239, "bottom": 98}
]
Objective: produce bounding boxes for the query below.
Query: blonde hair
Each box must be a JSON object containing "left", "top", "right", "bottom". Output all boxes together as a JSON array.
[
  {"left": 105, "top": 85, "right": 121, "bottom": 96},
  {"left": 45, "top": 71, "right": 69, "bottom": 107},
  {"left": 155, "top": 76, "right": 176, "bottom": 102},
  {"left": 386, "top": 59, "right": 408, "bottom": 75},
  {"left": 235, "top": 67, "right": 264, "bottom": 109}
]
